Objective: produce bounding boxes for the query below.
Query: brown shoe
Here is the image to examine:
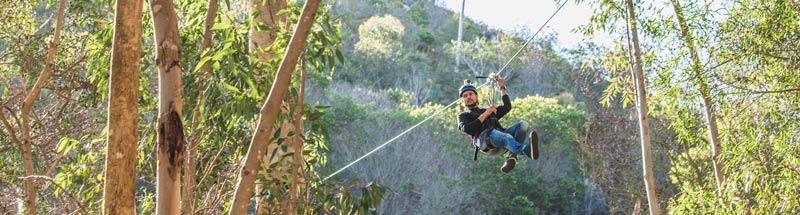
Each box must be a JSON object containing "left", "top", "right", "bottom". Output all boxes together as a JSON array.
[
  {"left": 501, "top": 157, "right": 516, "bottom": 173},
  {"left": 530, "top": 131, "right": 539, "bottom": 160}
]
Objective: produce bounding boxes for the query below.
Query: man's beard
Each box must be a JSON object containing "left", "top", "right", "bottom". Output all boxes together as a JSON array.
[{"left": 465, "top": 101, "right": 478, "bottom": 108}]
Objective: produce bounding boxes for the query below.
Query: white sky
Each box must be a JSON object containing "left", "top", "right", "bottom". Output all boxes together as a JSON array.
[{"left": 436, "top": 0, "right": 613, "bottom": 50}]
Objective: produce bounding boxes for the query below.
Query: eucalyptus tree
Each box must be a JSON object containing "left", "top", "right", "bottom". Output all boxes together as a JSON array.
[
  {"left": 247, "top": 0, "right": 290, "bottom": 213},
  {"left": 102, "top": 0, "right": 144, "bottom": 214},
  {"left": 15, "top": 0, "right": 69, "bottom": 213},
  {"left": 669, "top": 0, "right": 725, "bottom": 194},
  {"left": 229, "top": 0, "right": 321, "bottom": 213},
  {"left": 667, "top": 0, "right": 800, "bottom": 212},
  {"left": 148, "top": 0, "right": 188, "bottom": 213},
  {"left": 573, "top": 0, "right": 664, "bottom": 212},
  {"left": 623, "top": 0, "right": 660, "bottom": 213}
]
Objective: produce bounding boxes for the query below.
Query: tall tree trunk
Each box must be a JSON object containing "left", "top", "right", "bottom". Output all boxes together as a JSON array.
[
  {"left": 229, "top": 0, "right": 320, "bottom": 214},
  {"left": 18, "top": 0, "right": 68, "bottom": 213},
  {"left": 670, "top": 0, "right": 725, "bottom": 195},
  {"left": 249, "top": 0, "right": 288, "bottom": 64},
  {"left": 288, "top": 64, "right": 307, "bottom": 213},
  {"left": 454, "top": 0, "right": 465, "bottom": 74},
  {"left": 102, "top": 0, "right": 144, "bottom": 214},
  {"left": 150, "top": 0, "right": 187, "bottom": 214},
  {"left": 184, "top": 0, "right": 218, "bottom": 213},
  {"left": 624, "top": 0, "right": 661, "bottom": 214}
]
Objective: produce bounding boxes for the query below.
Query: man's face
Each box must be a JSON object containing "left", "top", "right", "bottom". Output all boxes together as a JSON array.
[{"left": 461, "top": 91, "right": 478, "bottom": 107}]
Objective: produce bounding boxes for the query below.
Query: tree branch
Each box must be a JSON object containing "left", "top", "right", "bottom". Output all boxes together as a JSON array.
[
  {"left": 22, "top": 0, "right": 68, "bottom": 119},
  {"left": 230, "top": 1, "right": 321, "bottom": 213},
  {"left": 197, "top": 141, "right": 227, "bottom": 187},
  {"left": 705, "top": 55, "right": 738, "bottom": 71},
  {"left": 3, "top": 105, "right": 22, "bottom": 131},
  {"left": 16, "top": 1, "right": 69, "bottom": 212},
  {"left": 54, "top": 52, "right": 88, "bottom": 76},
  {"left": 748, "top": 88, "right": 800, "bottom": 94},
  {"left": 719, "top": 77, "right": 800, "bottom": 95},
  {"left": 0, "top": 105, "right": 22, "bottom": 149}
]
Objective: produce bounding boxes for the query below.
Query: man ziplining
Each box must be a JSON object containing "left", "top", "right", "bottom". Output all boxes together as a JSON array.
[
  {"left": 458, "top": 76, "right": 539, "bottom": 173},
  {"left": 324, "top": 0, "right": 568, "bottom": 181}
]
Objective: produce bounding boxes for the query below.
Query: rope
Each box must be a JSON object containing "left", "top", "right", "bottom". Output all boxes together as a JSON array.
[
  {"left": 322, "top": 99, "right": 461, "bottom": 182},
  {"left": 321, "top": 0, "right": 569, "bottom": 182}
]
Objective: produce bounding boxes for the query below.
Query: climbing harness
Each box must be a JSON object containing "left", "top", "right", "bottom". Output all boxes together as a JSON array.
[{"left": 322, "top": 1, "right": 569, "bottom": 182}]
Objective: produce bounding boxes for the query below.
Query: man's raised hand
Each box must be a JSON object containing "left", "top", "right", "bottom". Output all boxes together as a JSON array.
[{"left": 496, "top": 76, "right": 504, "bottom": 88}]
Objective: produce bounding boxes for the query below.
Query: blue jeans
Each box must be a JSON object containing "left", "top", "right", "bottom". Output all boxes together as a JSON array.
[{"left": 488, "top": 121, "right": 531, "bottom": 158}]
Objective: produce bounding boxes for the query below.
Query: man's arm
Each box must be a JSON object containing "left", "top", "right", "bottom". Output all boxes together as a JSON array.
[
  {"left": 459, "top": 111, "right": 493, "bottom": 134},
  {"left": 496, "top": 94, "right": 511, "bottom": 118},
  {"left": 495, "top": 78, "right": 511, "bottom": 118},
  {"left": 497, "top": 76, "right": 508, "bottom": 96}
]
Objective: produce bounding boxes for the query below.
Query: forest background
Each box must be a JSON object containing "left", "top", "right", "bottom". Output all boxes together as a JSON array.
[{"left": 1, "top": 0, "right": 798, "bottom": 214}]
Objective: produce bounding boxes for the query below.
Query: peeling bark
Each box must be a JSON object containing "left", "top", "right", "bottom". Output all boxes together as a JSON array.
[
  {"left": 150, "top": 0, "right": 187, "bottom": 214},
  {"left": 229, "top": 0, "right": 321, "bottom": 214},
  {"left": 159, "top": 104, "right": 186, "bottom": 175},
  {"left": 249, "top": 0, "right": 288, "bottom": 64},
  {"left": 102, "top": 0, "right": 143, "bottom": 214}
]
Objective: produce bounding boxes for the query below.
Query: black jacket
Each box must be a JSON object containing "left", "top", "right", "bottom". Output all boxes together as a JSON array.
[{"left": 458, "top": 95, "right": 511, "bottom": 139}]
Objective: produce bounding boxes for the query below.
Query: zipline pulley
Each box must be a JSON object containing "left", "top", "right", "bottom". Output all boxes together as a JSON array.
[{"left": 475, "top": 72, "right": 502, "bottom": 106}]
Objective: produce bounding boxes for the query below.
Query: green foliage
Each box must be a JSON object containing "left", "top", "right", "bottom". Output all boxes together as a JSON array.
[
  {"left": 0, "top": 0, "right": 121, "bottom": 212},
  {"left": 386, "top": 88, "right": 414, "bottom": 105},
  {"left": 668, "top": 102, "right": 800, "bottom": 213},
  {"left": 302, "top": 180, "right": 384, "bottom": 214},
  {"left": 3, "top": 0, "right": 798, "bottom": 213},
  {"left": 326, "top": 93, "right": 369, "bottom": 123},
  {"left": 598, "top": 44, "right": 636, "bottom": 108},
  {"left": 407, "top": 2, "right": 430, "bottom": 26},
  {"left": 355, "top": 15, "right": 405, "bottom": 57},
  {"left": 0, "top": 0, "right": 384, "bottom": 213},
  {"left": 458, "top": 96, "right": 586, "bottom": 214},
  {"left": 504, "top": 96, "right": 586, "bottom": 145},
  {"left": 580, "top": 0, "right": 800, "bottom": 213},
  {"left": 506, "top": 196, "right": 538, "bottom": 215},
  {"left": 323, "top": 89, "right": 589, "bottom": 213},
  {"left": 51, "top": 136, "right": 105, "bottom": 213},
  {"left": 332, "top": 0, "right": 554, "bottom": 105},
  {"left": 416, "top": 31, "right": 435, "bottom": 45}
]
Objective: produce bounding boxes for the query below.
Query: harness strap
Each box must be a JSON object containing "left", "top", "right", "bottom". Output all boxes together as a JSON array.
[
  {"left": 469, "top": 129, "right": 501, "bottom": 161},
  {"left": 473, "top": 146, "right": 479, "bottom": 161}
]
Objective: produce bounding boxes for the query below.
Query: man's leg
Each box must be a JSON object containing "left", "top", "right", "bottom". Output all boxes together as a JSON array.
[
  {"left": 496, "top": 123, "right": 537, "bottom": 160},
  {"left": 509, "top": 121, "right": 538, "bottom": 160},
  {"left": 488, "top": 129, "right": 525, "bottom": 173},
  {"left": 527, "top": 131, "right": 539, "bottom": 160},
  {"left": 504, "top": 121, "right": 530, "bottom": 143},
  {"left": 488, "top": 129, "right": 526, "bottom": 155}
]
